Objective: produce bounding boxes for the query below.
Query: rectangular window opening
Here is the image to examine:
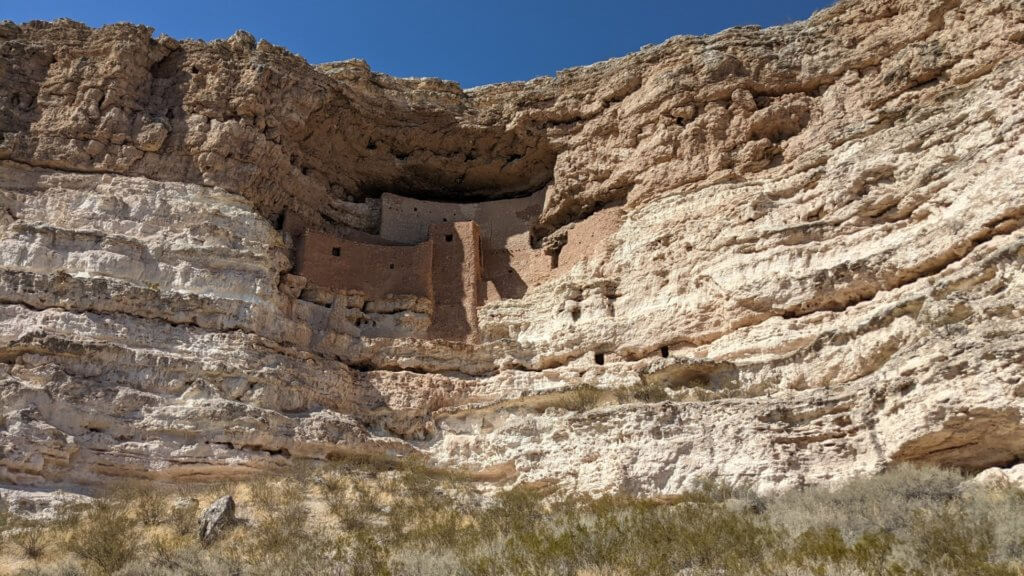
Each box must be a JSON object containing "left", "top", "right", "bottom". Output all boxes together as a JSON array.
[
  {"left": 445, "top": 234, "right": 454, "bottom": 242},
  {"left": 331, "top": 247, "right": 341, "bottom": 257}
]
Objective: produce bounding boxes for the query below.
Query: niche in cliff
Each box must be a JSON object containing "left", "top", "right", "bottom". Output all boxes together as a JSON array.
[
  {"left": 891, "top": 408, "right": 1024, "bottom": 473},
  {"left": 283, "top": 97, "right": 557, "bottom": 234},
  {"left": 352, "top": 126, "right": 556, "bottom": 203},
  {"left": 640, "top": 357, "right": 739, "bottom": 391}
]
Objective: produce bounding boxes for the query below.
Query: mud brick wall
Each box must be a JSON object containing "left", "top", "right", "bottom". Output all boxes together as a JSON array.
[
  {"left": 427, "top": 221, "right": 482, "bottom": 342},
  {"left": 294, "top": 230, "right": 433, "bottom": 300}
]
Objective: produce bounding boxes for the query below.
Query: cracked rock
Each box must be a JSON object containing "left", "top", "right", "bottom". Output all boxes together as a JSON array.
[{"left": 198, "top": 495, "right": 235, "bottom": 544}]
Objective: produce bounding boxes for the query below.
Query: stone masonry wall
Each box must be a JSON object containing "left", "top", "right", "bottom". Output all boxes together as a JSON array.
[
  {"left": 558, "top": 206, "right": 625, "bottom": 271},
  {"left": 294, "top": 231, "right": 433, "bottom": 300},
  {"left": 381, "top": 191, "right": 554, "bottom": 299},
  {"left": 427, "top": 221, "right": 482, "bottom": 342}
]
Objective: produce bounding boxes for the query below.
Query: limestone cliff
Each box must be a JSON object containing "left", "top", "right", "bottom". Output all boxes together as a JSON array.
[{"left": 1, "top": 0, "right": 1023, "bottom": 495}]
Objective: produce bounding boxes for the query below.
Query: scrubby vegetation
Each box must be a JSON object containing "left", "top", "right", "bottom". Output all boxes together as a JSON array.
[{"left": 2, "top": 463, "right": 1023, "bottom": 575}]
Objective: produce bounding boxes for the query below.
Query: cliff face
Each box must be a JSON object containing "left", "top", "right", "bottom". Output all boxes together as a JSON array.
[{"left": 1, "top": 0, "right": 1023, "bottom": 494}]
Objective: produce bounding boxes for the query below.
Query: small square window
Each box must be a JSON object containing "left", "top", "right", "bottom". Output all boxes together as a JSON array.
[
  {"left": 389, "top": 263, "right": 395, "bottom": 270},
  {"left": 445, "top": 234, "right": 453, "bottom": 242},
  {"left": 331, "top": 247, "right": 340, "bottom": 257}
]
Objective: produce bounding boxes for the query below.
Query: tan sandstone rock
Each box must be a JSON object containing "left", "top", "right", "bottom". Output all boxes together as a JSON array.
[{"left": 0, "top": 0, "right": 1023, "bottom": 497}]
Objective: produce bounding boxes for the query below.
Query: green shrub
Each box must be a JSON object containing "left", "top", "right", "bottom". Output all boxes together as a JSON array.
[
  {"left": 768, "top": 464, "right": 964, "bottom": 540},
  {"left": 341, "top": 531, "right": 391, "bottom": 576},
  {"left": 11, "top": 463, "right": 1024, "bottom": 576},
  {"left": 229, "top": 475, "right": 341, "bottom": 575},
  {"left": 0, "top": 494, "right": 8, "bottom": 533},
  {"left": 13, "top": 561, "right": 86, "bottom": 576},
  {"left": 907, "top": 508, "right": 1017, "bottom": 576},
  {"left": 67, "top": 500, "right": 139, "bottom": 575},
  {"left": 848, "top": 530, "right": 897, "bottom": 574},
  {"left": 788, "top": 526, "right": 850, "bottom": 566},
  {"left": 135, "top": 490, "right": 166, "bottom": 527},
  {"left": 168, "top": 497, "right": 199, "bottom": 536},
  {"left": 961, "top": 481, "right": 1024, "bottom": 563},
  {"left": 10, "top": 521, "right": 48, "bottom": 559}
]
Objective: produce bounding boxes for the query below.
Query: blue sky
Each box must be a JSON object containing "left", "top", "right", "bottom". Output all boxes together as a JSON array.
[{"left": 6, "top": 0, "right": 837, "bottom": 87}]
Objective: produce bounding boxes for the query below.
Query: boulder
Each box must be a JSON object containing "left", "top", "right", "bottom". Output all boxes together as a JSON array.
[{"left": 198, "top": 495, "right": 235, "bottom": 544}]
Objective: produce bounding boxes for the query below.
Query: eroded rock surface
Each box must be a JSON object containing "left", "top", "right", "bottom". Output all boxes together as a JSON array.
[
  {"left": 1, "top": 0, "right": 1023, "bottom": 496},
  {"left": 198, "top": 495, "right": 235, "bottom": 544}
]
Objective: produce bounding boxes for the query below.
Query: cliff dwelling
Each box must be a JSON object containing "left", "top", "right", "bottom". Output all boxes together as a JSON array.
[
  {"left": 279, "top": 188, "right": 621, "bottom": 342},
  {"left": 5, "top": 4, "right": 1024, "bottom": 554}
]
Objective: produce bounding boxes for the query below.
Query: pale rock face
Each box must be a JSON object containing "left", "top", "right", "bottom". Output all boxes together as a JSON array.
[
  {"left": 1, "top": 0, "right": 1024, "bottom": 497},
  {"left": 975, "top": 464, "right": 1024, "bottom": 489}
]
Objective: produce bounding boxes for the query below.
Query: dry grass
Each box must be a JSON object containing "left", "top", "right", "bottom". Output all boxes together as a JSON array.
[
  {"left": 8, "top": 523, "right": 47, "bottom": 560},
  {"left": 2, "top": 463, "right": 1024, "bottom": 575},
  {"left": 613, "top": 382, "right": 669, "bottom": 403},
  {"left": 545, "top": 384, "right": 605, "bottom": 412},
  {"left": 66, "top": 500, "right": 139, "bottom": 575},
  {"left": 0, "top": 496, "right": 8, "bottom": 534}
]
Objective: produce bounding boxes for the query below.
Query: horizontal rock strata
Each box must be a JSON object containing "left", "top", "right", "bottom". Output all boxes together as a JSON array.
[{"left": 1, "top": 0, "right": 1023, "bottom": 495}]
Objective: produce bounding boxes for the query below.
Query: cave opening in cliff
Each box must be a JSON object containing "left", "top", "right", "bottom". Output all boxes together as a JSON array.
[{"left": 594, "top": 352, "right": 605, "bottom": 365}]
